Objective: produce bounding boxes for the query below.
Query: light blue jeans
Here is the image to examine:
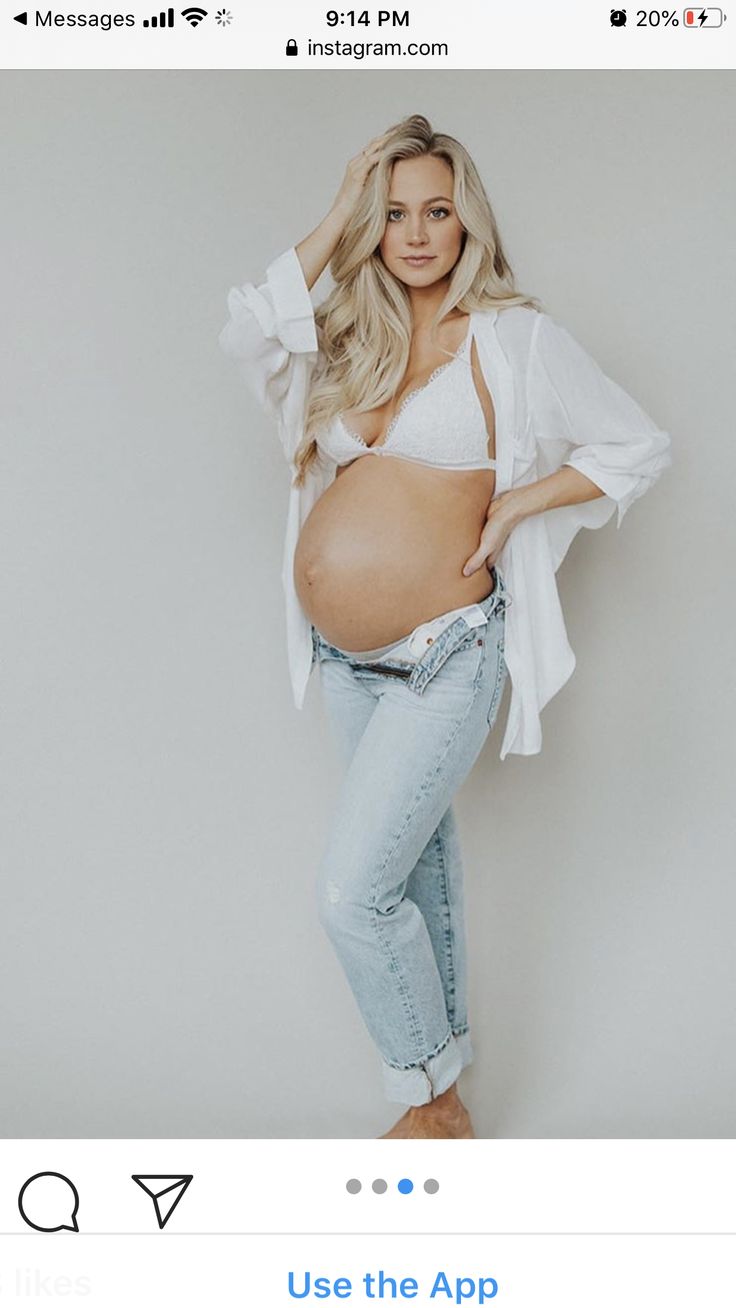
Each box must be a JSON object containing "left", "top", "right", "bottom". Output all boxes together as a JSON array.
[{"left": 311, "top": 568, "right": 511, "bottom": 1106}]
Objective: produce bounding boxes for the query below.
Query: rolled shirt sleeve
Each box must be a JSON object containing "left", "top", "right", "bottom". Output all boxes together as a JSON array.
[
  {"left": 218, "top": 245, "right": 319, "bottom": 425},
  {"left": 528, "top": 312, "right": 672, "bottom": 534}
]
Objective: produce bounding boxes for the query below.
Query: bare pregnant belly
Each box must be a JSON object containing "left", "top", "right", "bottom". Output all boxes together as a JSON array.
[{"left": 293, "top": 457, "right": 497, "bottom": 651}]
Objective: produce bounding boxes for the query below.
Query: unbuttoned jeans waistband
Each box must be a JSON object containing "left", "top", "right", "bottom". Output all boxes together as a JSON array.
[{"left": 312, "top": 568, "right": 512, "bottom": 691}]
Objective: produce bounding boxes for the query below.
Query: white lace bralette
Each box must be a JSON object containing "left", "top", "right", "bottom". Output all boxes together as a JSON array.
[{"left": 317, "top": 322, "right": 497, "bottom": 472}]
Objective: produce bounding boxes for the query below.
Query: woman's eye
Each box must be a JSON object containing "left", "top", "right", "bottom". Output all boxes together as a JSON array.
[{"left": 387, "top": 207, "right": 451, "bottom": 222}]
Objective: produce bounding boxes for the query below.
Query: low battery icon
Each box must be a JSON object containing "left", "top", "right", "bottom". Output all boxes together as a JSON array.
[{"left": 683, "top": 7, "right": 723, "bottom": 23}]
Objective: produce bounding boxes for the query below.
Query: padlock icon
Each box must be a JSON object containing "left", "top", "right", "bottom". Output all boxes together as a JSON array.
[{"left": 285, "top": 38, "right": 298, "bottom": 56}]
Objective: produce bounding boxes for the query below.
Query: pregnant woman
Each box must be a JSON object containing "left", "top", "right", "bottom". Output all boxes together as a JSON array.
[{"left": 219, "top": 114, "right": 671, "bottom": 1138}]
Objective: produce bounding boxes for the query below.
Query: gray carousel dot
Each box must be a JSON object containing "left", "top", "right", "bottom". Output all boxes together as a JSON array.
[
  {"left": 424, "top": 1178, "right": 440, "bottom": 1194},
  {"left": 372, "top": 1178, "right": 388, "bottom": 1194},
  {"left": 346, "top": 1178, "right": 362, "bottom": 1194}
]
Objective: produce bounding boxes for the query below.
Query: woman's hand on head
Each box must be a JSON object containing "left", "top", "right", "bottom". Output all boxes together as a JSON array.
[
  {"left": 296, "top": 135, "right": 391, "bottom": 290},
  {"left": 331, "top": 133, "right": 391, "bottom": 225}
]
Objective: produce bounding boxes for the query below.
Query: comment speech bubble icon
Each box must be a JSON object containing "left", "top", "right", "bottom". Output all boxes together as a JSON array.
[{"left": 18, "top": 1172, "right": 80, "bottom": 1233}]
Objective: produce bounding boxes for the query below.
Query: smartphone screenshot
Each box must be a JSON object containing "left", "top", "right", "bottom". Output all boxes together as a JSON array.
[{"left": 2, "top": 1, "right": 734, "bottom": 1303}]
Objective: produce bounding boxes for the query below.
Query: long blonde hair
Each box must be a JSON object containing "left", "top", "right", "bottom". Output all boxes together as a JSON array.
[{"left": 293, "top": 113, "right": 539, "bottom": 488}]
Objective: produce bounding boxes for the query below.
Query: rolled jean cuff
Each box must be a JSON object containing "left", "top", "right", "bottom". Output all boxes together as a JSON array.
[{"left": 382, "top": 1029, "right": 475, "bottom": 1107}]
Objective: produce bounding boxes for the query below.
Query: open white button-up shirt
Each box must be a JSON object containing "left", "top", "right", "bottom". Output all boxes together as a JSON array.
[{"left": 219, "top": 246, "right": 672, "bottom": 759}]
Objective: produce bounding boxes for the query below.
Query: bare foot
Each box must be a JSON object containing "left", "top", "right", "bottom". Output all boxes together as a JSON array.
[{"left": 380, "top": 1084, "right": 475, "bottom": 1139}]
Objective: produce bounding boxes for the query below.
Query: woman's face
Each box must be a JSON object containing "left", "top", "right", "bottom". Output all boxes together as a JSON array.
[{"left": 379, "top": 155, "right": 464, "bottom": 289}]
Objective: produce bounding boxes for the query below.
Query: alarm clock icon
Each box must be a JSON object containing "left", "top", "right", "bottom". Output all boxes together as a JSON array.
[{"left": 610, "top": 9, "right": 627, "bottom": 23}]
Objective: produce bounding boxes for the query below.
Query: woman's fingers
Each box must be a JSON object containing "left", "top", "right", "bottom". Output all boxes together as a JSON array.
[
  {"left": 362, "top": 131, "right": 391, "bottom": 158},
  {"left": 332, "top": 131, "right": 392, "bottom": 220}
]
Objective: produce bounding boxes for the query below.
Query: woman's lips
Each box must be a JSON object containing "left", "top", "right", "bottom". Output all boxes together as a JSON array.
[{"left": 402, "top": 256, "right": 435, "bottom": 266}]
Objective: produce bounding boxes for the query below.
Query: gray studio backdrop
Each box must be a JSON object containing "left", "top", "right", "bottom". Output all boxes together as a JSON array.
[{"left": 2, "top": 71, "right": 734, "bottom": 1139}]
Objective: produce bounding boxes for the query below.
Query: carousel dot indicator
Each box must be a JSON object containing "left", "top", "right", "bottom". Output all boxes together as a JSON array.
[
  {"left": 397, "top": 1178, "right": 414, "bottom": 1194},
  {"left": 424, "top": 1178, "right": 440, "bottom": 1194},
  {"left": 372, "top": 1178, "right": 388, "bottom": 1194},
  {"left": 346, "top": 1178, "right": 362, "bottom": 1194}
]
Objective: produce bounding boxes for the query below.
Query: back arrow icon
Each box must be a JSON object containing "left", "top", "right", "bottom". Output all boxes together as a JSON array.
[{"left": 14, "top": 12, "right": 29, "bottom": 21}]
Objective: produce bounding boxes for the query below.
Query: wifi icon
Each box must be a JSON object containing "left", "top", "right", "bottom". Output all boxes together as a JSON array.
[{"left": 181, "top": 5, "right": 207, "bottom": 23}]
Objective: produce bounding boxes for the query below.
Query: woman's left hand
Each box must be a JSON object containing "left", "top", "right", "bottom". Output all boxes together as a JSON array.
[{"left": 462, "top": 492, "right": 522, "bottom": 577}]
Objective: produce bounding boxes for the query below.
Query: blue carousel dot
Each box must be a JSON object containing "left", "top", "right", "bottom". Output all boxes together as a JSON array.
[{"left": 397, "top": 1178, "right": 414, "bottom": 1194}]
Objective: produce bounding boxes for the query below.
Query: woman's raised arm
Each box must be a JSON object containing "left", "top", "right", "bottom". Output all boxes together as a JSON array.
[
  {"left": 295, "top": 131, "right": 390, "bottom": 288},
  {"left": 218, "top": 132, "right": 391, "bottom": 433}
]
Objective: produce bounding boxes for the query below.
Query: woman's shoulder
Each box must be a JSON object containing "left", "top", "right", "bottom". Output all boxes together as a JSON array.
[
  {"left": 475, "top": 303, "right": 543, "bottom": 329},
  {"left": 474, "top": 303, "right": 543, "bottom": 358}
]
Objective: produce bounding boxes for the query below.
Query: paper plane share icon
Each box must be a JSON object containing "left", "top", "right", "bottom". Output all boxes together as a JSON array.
[{"left": 131, "top": 1174, "right": 193, "bottom": 1229}]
